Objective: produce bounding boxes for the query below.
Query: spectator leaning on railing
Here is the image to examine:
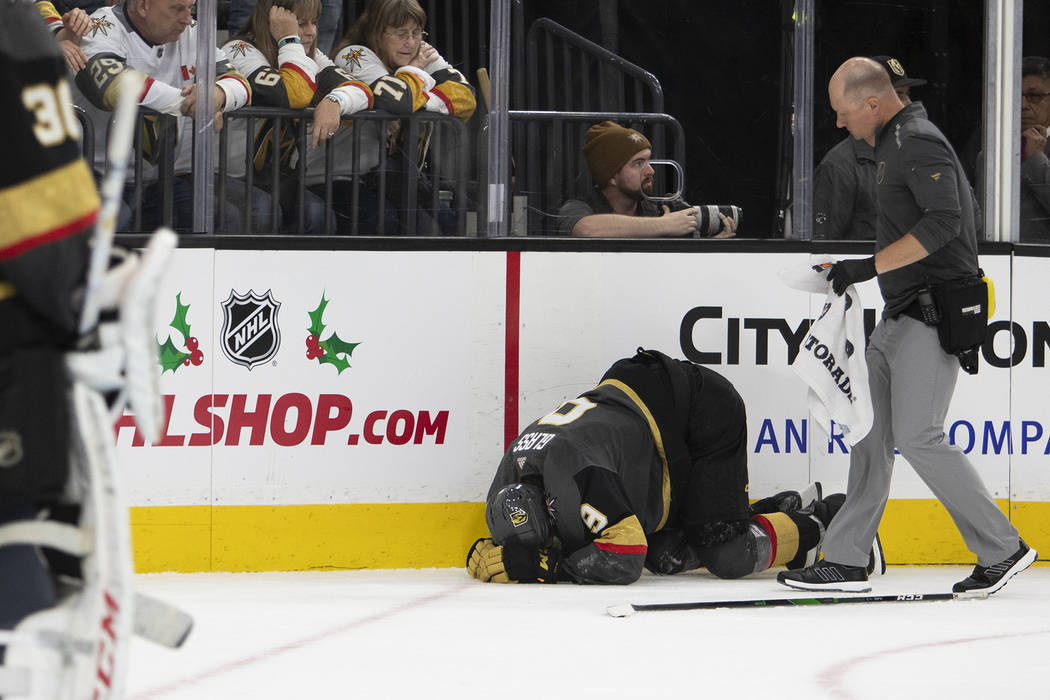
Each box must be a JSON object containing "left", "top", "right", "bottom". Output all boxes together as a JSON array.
[
  {"left": 74, "top": 0, "right": 278, "bottom": 233},
  {"left": 223, "top": 0, "right": 373, "bottom": 234},
  {"left": 328, "top": 0, "right": 476, "bottom": 235},
  {"left": 556, "top": 121, "right": 737, "bottom": 238}
]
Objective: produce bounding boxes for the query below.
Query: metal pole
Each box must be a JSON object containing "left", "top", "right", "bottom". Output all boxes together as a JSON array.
[
  {"left": 789, "top": 0, "right": 814, "bottom": 240},
  {"left": 193, "top": 0, "right": 217, "bottom": 234},
  {"left": 1001, "top": 0, "right": 1022, "bottom": 242},
  {"left": 486, "top": 0, "right": 511, "bottom": 237}
]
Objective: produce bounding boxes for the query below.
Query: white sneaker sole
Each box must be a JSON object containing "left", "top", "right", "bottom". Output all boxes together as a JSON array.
[{"left": 779, "top": 578, "right": 872, "bottom": 593}]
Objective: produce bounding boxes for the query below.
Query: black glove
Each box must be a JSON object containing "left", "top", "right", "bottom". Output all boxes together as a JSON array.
[
  {"left": 466, "top": 538, "right": 560, "bottom": 583},
  {"left": 644, "top": 529, "right": 703, "bottom": 575},
  {"left": 826, "top": 256, "right": 877, "bottom": 296}
]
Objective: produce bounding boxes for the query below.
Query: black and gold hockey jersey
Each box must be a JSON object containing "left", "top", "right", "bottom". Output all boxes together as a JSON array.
[
  {"left": 489, "top": 378, "right": 673, "bottom": 585},
  {"left": 489, "top": 349, "right": 753, "bottom": 585},
  {"left": 1, "top": 0, "right": 99, "bottom": 345}
]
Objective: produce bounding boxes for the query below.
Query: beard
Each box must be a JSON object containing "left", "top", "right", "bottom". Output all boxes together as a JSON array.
[{"left": 618, "top": 176, "right": 654, "bottom": 202}]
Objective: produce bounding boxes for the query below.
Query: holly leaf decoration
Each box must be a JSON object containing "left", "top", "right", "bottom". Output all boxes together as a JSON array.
[
  {"left": 307, "top": 294, "right": 360, "bottom": 374},
  {"left": 156, "top": 292, "right": 193, "bottom": 373},
  {"left": 307, "top": 294, "right": 330, "bottom": 338},
  {"left": 170, "top": 292, "right": 191, "bottom": 343},
  {"left": 319, "top": 332, "right": 360, "bottom": 374},
  {"left": 158, "top": 337, "right": 189, "bottom": 373}
]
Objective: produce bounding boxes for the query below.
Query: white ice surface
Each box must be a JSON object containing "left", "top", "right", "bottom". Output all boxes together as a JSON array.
[{"left": 127, "top": 566, "right": 1050, "bottom": 700}]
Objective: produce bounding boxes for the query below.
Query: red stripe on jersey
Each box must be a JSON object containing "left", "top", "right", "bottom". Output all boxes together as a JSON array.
[
  {"left": 340, "top": 81, "right": 373, "bottom": 109},
  {"left": 430, "top": 88, "right": 455, "bottom": 115},
  {"left": 0, "top": 209, "right": 98, "bottom": 261},
  {"left": 595, "top": 542, "right": 648, "bottom": 556},
  {"left": 138, "top": 77, "right": 154, "bottom": 103},
  {"left": 280, "top": 62, "right": 317, "bottom": 91},
  {"left": 751, "top": 515, "right": 776, "bottom": 570}
]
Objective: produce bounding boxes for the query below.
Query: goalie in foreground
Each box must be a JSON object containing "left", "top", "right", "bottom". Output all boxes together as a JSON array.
[
  {"left": 467, "top": 348, "right": 884, "bottom": 585},
  {"left": 1, "top": 3, "right": 179, "bottom": 697}
]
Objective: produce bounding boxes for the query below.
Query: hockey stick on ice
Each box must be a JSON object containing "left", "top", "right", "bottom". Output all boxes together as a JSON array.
[
  {"left": 79, "top": 71, "right": 145, "bottom": 336},
  {"left": 607, "top": 592, "right": 968, "bottom": 617}
]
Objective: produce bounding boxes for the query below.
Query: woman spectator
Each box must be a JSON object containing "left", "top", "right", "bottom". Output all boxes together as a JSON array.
[
  {"left": 223, "top": 0, "right": 373, "bottom": 233},
  {"left": 326, "top": 0, "right": 476, "bottom": 234}
]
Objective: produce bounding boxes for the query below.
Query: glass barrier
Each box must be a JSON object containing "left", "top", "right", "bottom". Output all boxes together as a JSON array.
[
  {"left": 811, "top": 0, "right": 986, "bottom": 242},
  {"left": 1021, "top": 1, "right": 1050, "bottom": 244},
  {"left": 64, "top": 0, "right": 1028, "bottom": 241}
]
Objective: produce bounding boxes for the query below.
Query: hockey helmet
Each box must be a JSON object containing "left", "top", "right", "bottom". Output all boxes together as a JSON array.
[{"left": 485, "top": 482, "right": 552, "bottom": 548}]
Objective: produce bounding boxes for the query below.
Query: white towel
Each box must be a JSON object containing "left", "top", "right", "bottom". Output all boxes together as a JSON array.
[{"left": 780, "top": 258, "right": 873, "bottom": 446}]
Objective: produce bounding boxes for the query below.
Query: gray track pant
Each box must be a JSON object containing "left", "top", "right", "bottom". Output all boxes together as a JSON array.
[{"left": 821, "top": 315, "right": 1019, "bottom": 568}]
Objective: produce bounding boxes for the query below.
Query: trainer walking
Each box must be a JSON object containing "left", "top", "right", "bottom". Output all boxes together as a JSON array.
[{"left": 779, "top": 57, "right": 1036, "bottom": 596}]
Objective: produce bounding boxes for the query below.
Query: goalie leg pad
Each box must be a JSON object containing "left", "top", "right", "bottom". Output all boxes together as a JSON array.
[
  {"left": 2, "top": 384, "right": 136, "bottom": 699},
  {"left": 0, "top": 509, "right": 57, "bottom": 633}
]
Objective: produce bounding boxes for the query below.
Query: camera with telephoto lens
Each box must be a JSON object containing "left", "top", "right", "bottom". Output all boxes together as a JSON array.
[
  {"left": 645, "top": 160, "right": 741, "bottom": 237},
  {"left": 693, "top": 204, "right": 742, "bottom": 237}
]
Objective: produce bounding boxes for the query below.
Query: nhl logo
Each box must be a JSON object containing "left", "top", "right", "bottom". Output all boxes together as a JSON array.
[{"left": 220, "top": 289, "right": 281, "bottom": 370}]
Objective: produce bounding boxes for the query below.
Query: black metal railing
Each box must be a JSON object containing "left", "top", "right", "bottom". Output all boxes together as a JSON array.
[
  {"left": 109, "top": 107, "right": 470, "bottom": 236},
  {"left": 525, "top": 17, "right": 664, "bottom": 114}
]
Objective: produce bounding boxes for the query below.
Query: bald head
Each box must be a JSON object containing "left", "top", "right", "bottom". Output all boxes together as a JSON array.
[
  {"left": 831, "top": 57, "right": 897, "bottom": 106},
  {"left": 828, "top": 57, "right": 903, "bottom": 145}
]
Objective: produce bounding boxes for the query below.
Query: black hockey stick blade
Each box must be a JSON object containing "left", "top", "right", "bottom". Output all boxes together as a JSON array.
[{"left": 607, "top": 592, "right": 964, "bottom": 617}]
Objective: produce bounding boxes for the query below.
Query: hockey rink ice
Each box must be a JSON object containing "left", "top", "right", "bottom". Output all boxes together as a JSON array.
[{"left": 126, "top": 565, "right": 1050, "bottom": 699}]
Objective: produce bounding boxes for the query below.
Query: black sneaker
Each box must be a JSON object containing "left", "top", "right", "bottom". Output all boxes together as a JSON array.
[
  {"left": 777, "top": 560, "right": 871, "bottom": 592},
  {"left": 952, "top": 541, "right": 1037, "bottom": 597}
]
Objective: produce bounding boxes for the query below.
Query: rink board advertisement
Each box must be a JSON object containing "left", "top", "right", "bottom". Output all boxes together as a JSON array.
[{"left": 122, "top": 247, "right": 1049, "bottom": 572}]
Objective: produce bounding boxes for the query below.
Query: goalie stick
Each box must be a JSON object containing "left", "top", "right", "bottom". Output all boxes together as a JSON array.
[
  {"left": 79, "top": 71, "right": 145, "bottom": 336},
  {"left": 607, "top": 592, "right": 973, "bottom": 617}
]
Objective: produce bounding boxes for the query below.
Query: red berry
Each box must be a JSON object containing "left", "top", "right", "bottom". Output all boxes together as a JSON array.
[
  {"left": 186, "top": 336, "right": 199, "bottom": 351},
  {"left": 183, "top": 358, "right": 190, "bottom": 366},
  {"left": 191, "top": 350, "right": 204, "bottom": 366}
]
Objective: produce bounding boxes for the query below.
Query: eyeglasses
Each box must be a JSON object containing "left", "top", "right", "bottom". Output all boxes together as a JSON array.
[
  {"left": 1021, "top": 91, "right": 1050, "bottom": 104},
  {"left": 385, "top": 29, "right": 428, "bottom": 42}
]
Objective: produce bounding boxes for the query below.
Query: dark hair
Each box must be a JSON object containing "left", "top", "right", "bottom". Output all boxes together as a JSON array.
[
  {"left": 233, "top": 0, "right": 322, "bottom": 67},
  {"left": 331, "top": 0, "right": 426, "bottom": 69},
  {"left": 1022, "top": 56, "right": 1050, "bottom": 81}
]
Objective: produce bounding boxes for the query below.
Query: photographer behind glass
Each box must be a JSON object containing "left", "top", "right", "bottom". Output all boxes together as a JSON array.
[{"left": 556, "top": 121, "right": 740, "bottom": 238}]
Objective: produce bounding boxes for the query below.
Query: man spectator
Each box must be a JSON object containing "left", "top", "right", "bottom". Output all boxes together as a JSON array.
[
  {"left": 1019, "top": 56, "right": 1050, "bottom": 243},
  {"left": 813, "top": 55, "right": 926, "bottom": 240},
  {"left": 555, "top": 121, "right": 737, "bottom": 238},
  {"left": 74, "top": 0, "right": 275, "bottom": 232}
]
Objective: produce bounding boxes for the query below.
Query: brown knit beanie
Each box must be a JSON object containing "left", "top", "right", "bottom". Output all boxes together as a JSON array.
[{"left": 582, "top": 121, "right": 652, "bottom": 186}]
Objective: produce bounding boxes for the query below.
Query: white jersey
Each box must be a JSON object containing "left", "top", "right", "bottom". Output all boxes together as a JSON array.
[
  {"left": 332, "top": 44, "right": 475, "bottom": 119},
  {"left": 75, "top": 4, "right": 249, "bottom": 175},
  {"left": 220, "top": 37, "right": 374, "bottom": 184}
]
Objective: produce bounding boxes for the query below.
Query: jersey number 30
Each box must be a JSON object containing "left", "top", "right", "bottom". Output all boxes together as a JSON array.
[{"left": 22, "top": 81, "right": 80, "bottom": 147}]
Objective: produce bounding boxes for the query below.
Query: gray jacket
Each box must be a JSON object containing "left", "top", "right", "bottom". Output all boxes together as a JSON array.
[{"left": 873, "top": 103, "right": 979, "bottom": 318}]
